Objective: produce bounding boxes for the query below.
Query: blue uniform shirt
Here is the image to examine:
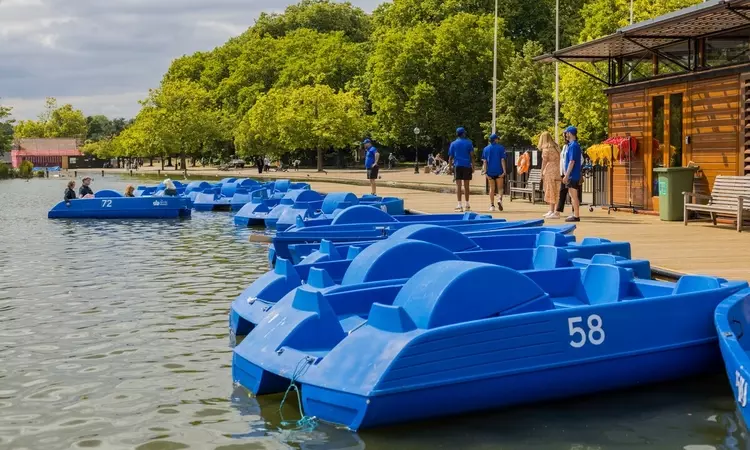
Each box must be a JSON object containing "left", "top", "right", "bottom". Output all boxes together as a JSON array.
[
  {"left": 565, "top": 140, "right": 582, "bottom": 181},
  {"left": 365, "top": 147, "right": 377, "bottom": 169},
  {"left": 448, "top": 138, "right": 473, "bottom": 168},
  {"left": 482, "top": 143, "right": 506, "bottom": 177}
]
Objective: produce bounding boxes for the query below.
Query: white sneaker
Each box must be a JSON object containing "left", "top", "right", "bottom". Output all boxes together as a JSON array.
[
  {"left": 489, "top": 205, "right": 496, "bottom": 212},
  {"left": 464, "top": 204, "right": 471, "bottom": 211},
  {"left": 543, "top": 211, "right": 553, "bottom": 218},
  {"left": 454, "top": 205, "right": 464, "bottom": 212},
  {"left": 548, "top": 212, "right": 560, "bottom": 219}
]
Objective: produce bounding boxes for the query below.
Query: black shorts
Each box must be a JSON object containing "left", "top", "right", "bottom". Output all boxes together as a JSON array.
[
  {"left": 566, "top": 178, "right": 581, "bottom": 189},
  {"left": 455, "top": 166, "right": 473, "bottom": 181},
  {"left": 367, "top": 166, "right": 379, "bottom": 180},
  {"left": 486, "top": 173, "right": 504, "bottom": 180}
]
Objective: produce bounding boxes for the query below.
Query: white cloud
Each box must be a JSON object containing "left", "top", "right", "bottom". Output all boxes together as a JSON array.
[{"left": 0, "top": 0, "right": 384, "bottom": 120}]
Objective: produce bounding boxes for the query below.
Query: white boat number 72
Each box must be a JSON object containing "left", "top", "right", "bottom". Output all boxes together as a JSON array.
[
  {"left": 568, "top": 315, "right": 605, "bottom": 348},
  {"left": 101, "top": 200, "right": 112, "bottom": 208}
]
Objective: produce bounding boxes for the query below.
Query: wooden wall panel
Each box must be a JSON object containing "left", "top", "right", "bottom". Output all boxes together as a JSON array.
[
  {"left": 608, "top": 89, "right": 648, "bottom": 208},
  {"left": 689, "top": 75, "right": 740, "bottom": 189}
]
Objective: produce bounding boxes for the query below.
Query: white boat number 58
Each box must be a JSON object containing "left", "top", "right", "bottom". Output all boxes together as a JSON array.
[
  {"left": 736, "top": 371, "right": 748, "bottom": 407},
  {"left": 101, "top": 200, "right": 112, "bottom": 208},
  {"left": 568, "top": 315, "right": 605, "bottom": 348}
]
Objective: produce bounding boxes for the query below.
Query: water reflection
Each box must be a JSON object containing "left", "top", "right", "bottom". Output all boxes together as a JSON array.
[{"left": 0, "top": 175, "right": 747, "bottom": 450}]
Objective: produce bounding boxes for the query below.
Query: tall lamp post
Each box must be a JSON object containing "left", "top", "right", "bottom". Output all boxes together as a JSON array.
[{"left": 413, "top": 127, "right": 421, "bottom": 174}]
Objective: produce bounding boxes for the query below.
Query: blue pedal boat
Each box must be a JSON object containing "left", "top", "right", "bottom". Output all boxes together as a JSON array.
[
  {"left": 233, "top": 249, "right": 748, "bottom": 430},
  {"left": 193, "top": 178, "right": 260, "bottom": 211},
  {"left": 273, "top": 193, "right": 406, "bottom": 232},
  {"left": 230, "top": 234, "right": 640, "bottom": 338},
  {"left": 714, "top": 287, "right": 750, "bottom": 427},
  {"left": 267, "top": 215, "right": 546, "bottom": 264},
  {"left": 288, "top": 223, "right": 579, "bottom": 265},
  {"left": 48, "top": 191, "right": 191, "bottom": 219}
]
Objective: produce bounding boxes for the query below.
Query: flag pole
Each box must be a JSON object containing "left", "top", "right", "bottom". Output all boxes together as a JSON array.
[
  {"left": 554, "top": 0, "right": 559, "bottom": 143},
  {"left": 492, "top": 0, "right": 498, "bottom": 136}
]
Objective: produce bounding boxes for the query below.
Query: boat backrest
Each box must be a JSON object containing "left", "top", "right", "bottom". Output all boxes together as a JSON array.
[
  {"left": 275, "top": 179, "right": 291, "bottom": 193},
  {"left": 94, "top": 190, "right": 124, "bottom": 198},
  {"left": 535, "top": 231, "right": 570, "bottom": 247},
  {"left": 672, "top": 275, "right": 722, "bottom": 295},
  {"left": 581, "top": 264, "right": 635, "bottom": 304},
  {"left": 391, "top": 261, "right": 551, "bottom": 330},
  {"left": 390, "top": 224, "right": 478, "bottom": 252},
  {"left": 341, "top": 239, "right": 457, "bottom": 286},
  {"left": 330, "top": 205, "right": 396, "bottom": 225},
  {"left": 533, "top": 246, "right": 571, "bottom": 269},
  {"left": 322, "top": 193, "right": 359, "bottom": 214}
]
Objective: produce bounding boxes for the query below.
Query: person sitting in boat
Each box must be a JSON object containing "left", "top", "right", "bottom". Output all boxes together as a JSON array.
[
  {"left": 79, "top": 177, "right": 95, "bottom": 198},
  {"left": 64, "top": 180, "right": 77, "bottom": 204},
  {"left": 124, "top": 185, "right": 135, "bottom": 197},
  {"left": 163, "top": 179, "right": 178, "bottom": 196}
]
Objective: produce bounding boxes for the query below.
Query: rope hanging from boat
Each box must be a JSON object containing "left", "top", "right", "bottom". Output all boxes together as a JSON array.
[{"left": 279, "top": 355, "right": 317, "bottom": 430}]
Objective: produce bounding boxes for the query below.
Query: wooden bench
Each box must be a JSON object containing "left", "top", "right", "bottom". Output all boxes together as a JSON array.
[
  {"left": 684, "top": 175, "right": 750, "bottom": 232},
  {"left": 509, "top": 169, "right": 543, "bottom": 204}
]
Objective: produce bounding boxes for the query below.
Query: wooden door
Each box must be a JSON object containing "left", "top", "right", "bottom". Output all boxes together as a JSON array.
[{"left": 646, "top": 83, "right": 689, "bottom": 208}]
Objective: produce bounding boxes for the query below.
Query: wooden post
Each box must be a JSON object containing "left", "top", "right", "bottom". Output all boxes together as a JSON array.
[
  {"left": 101, "top": 170, "right": 104, "bottom": 177},
  {"left": 74, "top": 170, "right": 77, "bottom": 178}
]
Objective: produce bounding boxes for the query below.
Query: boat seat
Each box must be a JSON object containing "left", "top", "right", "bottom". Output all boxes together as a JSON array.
[
  {"left": 581, "top": 264, "right": 635, "bottom": 305},
  {"left": 391, "top": 261, "right": 551, "bottom": 330},
  {"left": 673, "top": 275, "right": 722, "bottom": 295},
  {"left": 535, "top": 231, "right": 570, "bottom": 247},
  {"left": 533, "top": 246, "right": 571, "bottom": 270},
  {"left": 331, "top": 205, "right": 395, "bottom": 225}
]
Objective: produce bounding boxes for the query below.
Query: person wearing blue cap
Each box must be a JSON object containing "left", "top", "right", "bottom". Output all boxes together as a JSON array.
[
  {"left": 363, "top": 139, "right": 380, "bottom": 195},
  {"left": 481, "top": 133, "right": 506, "bottom": 212},
  {"left": 448, "top": 127, "right": 475, "bottom": 211},
  {"left": 562, "top": 126, "right": 582, "bottom": 222}
]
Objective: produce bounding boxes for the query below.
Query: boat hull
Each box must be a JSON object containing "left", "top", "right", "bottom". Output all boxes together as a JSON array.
[{"left": 715, "top": 288, "right": 750, "bottom": 428}]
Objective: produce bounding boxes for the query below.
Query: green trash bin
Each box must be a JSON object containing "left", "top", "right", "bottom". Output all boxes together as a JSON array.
[{"left": 653, "top": 167, "right": 698, "bottom": 221}]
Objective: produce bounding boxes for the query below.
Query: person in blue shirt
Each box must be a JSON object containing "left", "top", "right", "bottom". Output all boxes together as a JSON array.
[
  {"left": 562, "top": 126, "right": 582, "bottom": 222},
  {"left": 363, "top": 139, "right": 380, "bottom": 195},
  {"left": 481, "top": 133, "right": 507, "bottom": 212},
  {"left": 448, "top": 127, "right": 475, "bottom": 211}
]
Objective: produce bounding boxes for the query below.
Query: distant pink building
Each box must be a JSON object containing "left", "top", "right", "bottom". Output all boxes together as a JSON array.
[{"left": 11, "top": 138, "right": 82, "bottom": 168}]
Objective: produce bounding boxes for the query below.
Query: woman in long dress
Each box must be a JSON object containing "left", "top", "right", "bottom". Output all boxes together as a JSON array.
[{"left": 538, "top": 131, "right": 562, "bottom": 219}]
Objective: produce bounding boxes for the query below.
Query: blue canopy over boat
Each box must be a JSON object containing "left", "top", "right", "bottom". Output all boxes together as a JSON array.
[
  {"left": 233, "top": 239, "right": 748, "bottom": 430},
  {"left": 230, "top": 230, "right": 639, "bottom": 337}
]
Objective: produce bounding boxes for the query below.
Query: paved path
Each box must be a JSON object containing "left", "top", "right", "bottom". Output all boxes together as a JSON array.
[{"left": 99, "top": 166, "right": 750, "bottom": 281}]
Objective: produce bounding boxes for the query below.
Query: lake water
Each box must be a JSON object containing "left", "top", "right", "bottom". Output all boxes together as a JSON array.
[{"left": 0, "top": 174, "right": 748, "bottom": 450}]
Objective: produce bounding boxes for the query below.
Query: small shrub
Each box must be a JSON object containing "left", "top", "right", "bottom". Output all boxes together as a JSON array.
[
  {"left": 18, "top": 160, "right": 34, "bottom": 179},
  {"left": 0, "top": 162, "right": 9, "bottom": 179},
  {"left": 36, "top": 170, "right": 46, "bottom": 178}
]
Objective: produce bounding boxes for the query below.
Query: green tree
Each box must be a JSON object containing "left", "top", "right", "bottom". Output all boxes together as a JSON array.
[
  {"left": 13, "top": 120, "right": 46, "bottom": 139},
  {"left": 235, "top": 85, "right": 368, "bottom": 171},
  {"left": 255, "top": 0, "right": 372, "bottom": 42},
  {"left": 0, "top": 102, "right": 14, "bottom": 155},
  {"left": 18, "top": 160, "right": 34, "bottom": 178},
  {"left": 369, "top": 12, "right": 512, "bottom": 146},
  {"left": 494, "top": 41, "right": 554, "bottom": 145},
  {"left": 12, "top": 98, "right": 87, "bottom": 139},
  {"left": 86, "top": 115, "right": 114, "bottom": 141},
  {"left": 142, "top": 80, "right": 225, "bottom": 176}
]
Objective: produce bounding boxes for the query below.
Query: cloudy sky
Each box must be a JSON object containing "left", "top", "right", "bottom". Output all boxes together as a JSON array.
[{"left": 0, "top": 0, "right": 382, "bottom": 120}]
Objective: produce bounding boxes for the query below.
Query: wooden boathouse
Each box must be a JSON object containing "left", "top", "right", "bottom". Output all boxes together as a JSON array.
[{"left": 538, "top": 0, "right": 750, "bottom": 210}]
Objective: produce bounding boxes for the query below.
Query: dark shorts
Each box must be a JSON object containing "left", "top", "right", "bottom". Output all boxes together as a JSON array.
[
  {"left": 366, "top": 166, "right": 379, "bottom": 180},
  {"left": 486, "top": 173, "right": 503, "bottom": 180},
  {"left": 566, "top": 178, "right": 581, "bottom": 189},
  {"left": 455, "top": 166, "right": 473, "bottom": 181}
]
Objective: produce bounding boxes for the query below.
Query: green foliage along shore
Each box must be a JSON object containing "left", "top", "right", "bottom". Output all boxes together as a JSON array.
[{"left": 4, "top": 0, "right": 706, "bottom": 169}]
